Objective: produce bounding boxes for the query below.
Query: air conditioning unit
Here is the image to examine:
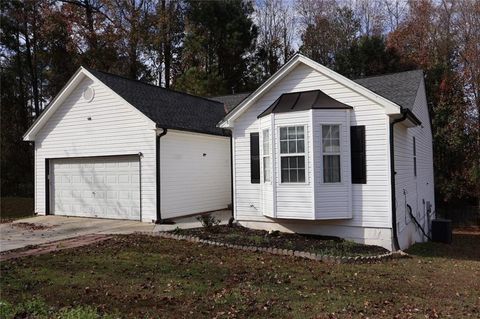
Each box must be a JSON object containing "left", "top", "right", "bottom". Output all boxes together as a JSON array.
[{"left": 431, "top": 219, "right": 452, "bottom": 244}]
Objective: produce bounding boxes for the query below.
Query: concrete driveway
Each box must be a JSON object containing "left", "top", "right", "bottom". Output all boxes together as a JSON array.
[
  {"left": 0, "top": 216, "right": 154, "bottom": 252},
  {"left": 0, "top": 210, "right": 232, "bottom": 252}
]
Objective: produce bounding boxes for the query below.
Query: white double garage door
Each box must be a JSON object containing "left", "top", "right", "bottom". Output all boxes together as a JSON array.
[{"left": 50, "top": 156, "right": 141, "bottom": 220}]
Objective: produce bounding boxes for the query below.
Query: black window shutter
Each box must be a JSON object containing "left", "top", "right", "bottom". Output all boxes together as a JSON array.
[
  {"left": 351, "top": 126, "right": 366, "bottom": 184},
  {"left": 250, "top": 133, "right": 260, "bottom": 183}
]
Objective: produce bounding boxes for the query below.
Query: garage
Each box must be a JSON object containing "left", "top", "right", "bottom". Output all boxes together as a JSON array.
[
  {"left": 23, "top": 67, "right": 231, "bottom": 222},
  {"left": 50, "top": 156, "right": 141, "bottom": 220}
]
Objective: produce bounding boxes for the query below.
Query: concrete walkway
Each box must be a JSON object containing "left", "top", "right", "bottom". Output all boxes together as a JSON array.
[{"left": 0, "top": 210, "right": 232, "bottom": 252}]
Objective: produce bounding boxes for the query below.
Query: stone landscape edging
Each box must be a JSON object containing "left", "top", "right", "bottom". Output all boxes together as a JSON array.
[{"left": 155, "top": 231, "right": 409, "bottom": 264}]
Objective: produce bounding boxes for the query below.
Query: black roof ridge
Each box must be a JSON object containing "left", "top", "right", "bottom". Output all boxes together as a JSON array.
[
  {"left": 353, "top": 69, "right": 424, "bottom": 81},
  {"left": 84, "top": 66, "right": 224, "bottom": 106}
]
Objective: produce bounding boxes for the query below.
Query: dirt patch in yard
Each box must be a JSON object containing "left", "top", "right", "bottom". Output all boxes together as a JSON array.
[
  {"left": 175, "top": 225, "right": 388, "bottom": 257},
  {"left": 0, "top": 234, "right": 112, "bottom": 261},
  {"left": 10, "top": 222, "right": 52, "bottom": 231}
]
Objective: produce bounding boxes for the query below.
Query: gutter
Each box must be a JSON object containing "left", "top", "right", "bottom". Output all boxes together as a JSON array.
[
  {"left": 155, "top": 128, "right": 168, "bottom": 223},
  {"left": 389, "top": 110, "right": 408, "bottom": 251}
]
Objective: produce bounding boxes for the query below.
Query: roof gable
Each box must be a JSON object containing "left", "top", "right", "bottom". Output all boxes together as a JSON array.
[{"left": 218, "top": 54, "right": 410, "bottom": 128}]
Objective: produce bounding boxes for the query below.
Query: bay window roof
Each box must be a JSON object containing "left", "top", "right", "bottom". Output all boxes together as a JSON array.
[{"left": 257, "top": 90, "right": 353, "bottom": 118}]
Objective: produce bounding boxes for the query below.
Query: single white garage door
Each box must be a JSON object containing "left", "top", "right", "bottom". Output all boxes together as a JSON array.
[{"left": 50, "top": 156, "right": 141, "bottom": 220}]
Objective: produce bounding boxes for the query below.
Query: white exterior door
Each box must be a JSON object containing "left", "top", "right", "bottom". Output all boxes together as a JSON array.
[{"left": 50, "top": 156, "right": 141, "bottom": 220}]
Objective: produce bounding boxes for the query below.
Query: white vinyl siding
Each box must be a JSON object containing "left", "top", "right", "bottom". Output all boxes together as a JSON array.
[
  {"left": 160, "top": 130, "right": 231, "bottom": 219},
  {"left": 233, "top": 63, "right": 390, "bottom": 228},
  {"left": 313, "top": 110, "right": 352, "bottom": 219},
  {"left": 34, "top": 76, "right": 157, "bottom": 222},
  {"left": 394, "top": 80, "right": 435, "bottom": 249}
]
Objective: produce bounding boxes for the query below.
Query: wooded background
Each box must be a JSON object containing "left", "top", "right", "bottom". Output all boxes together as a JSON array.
[{"left": 1, "top": 0, "right": 478, "bottom": 208}]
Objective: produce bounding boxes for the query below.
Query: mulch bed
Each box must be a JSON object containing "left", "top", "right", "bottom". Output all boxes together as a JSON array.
[{"left": 174, "top": 225, "right": 388, "bottom": 257}]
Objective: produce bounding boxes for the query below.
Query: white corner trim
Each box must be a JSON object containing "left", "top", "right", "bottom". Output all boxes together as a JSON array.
[{"left": 218, "top": 54, "right": 402, "bottom": 128}]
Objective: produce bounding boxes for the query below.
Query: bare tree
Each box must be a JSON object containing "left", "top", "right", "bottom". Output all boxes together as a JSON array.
[{"left": 255, "top": 0, "right": 295, "bottom": 76}]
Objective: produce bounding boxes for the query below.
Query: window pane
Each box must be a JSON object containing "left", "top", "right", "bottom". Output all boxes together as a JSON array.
[
  {"left": 298, "top": 169, "right": 305, "bottom": 182},
  {"left": 297, "top": 139, "right": 304, "bottom": 153},
  {"left": 297, "top": 126, "right": 304, "bottom": 138},
  {"left": 281, "top": 156, "right": 288, "bottom": 169},
  {"left": 281, "top": 169, "right": 289, "bottom": 183},
  {"left": 280, "top": 127, "right": 288, "bottom": 140},
  {"left": 289, "top": 141, "right": 297, "bottom": 153},
  {"left": 298, "top": 156, "right": 305, "bottom": 169},
  {"left": 323, "top": 155, "right": 340, "bottom": 183},
  {"left": 322, "top": 125, "right": 331, "bottom": 139},
  {"left": 263, "top": 157, "right": 271, "bottom": 182},
  {"left": 262, "top": 129, "right": 269, "bottom": 155},
  {"left": 290, "top": 169, "right": 298, "bottom": 182},
  {"left": 288, "top": 126, "right": 296, "bottom": 138},
  {"left": 290, "top": 157, "right": 297, "bottom": 169},
  {"left": 280, "top": 141, "right": 288, "bottom": 153},
  {"left": 331, "top": 125, "right": 340, "bottom": 139}
]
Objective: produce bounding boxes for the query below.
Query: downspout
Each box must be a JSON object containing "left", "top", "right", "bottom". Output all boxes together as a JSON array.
[
  {"left": 389, "top": 111, "right": 408, "bottom": 251},
  {"left": 155, "top": 128, "right": 168, "bottom": 224},
  {"left": 229, "top": 135, "right": 235, "bottom": 224}
]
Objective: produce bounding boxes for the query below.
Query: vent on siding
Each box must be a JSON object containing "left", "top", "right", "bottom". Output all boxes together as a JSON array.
[{"left": 83, "top": 86, "right": 95, "bottom": 102}]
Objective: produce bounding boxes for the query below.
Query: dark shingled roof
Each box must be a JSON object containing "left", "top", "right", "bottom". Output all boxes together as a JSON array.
[
  {"left": 87, "top": 68, "right": 228, "bottom": 136},
  {"left": 353, "top": 69, "right": 424, "bottom": 110},
  {"left": 215, "top": 69, "right": 424, "bottom": 114},
  {"left": 258, "top": 89, "right": 352, "bottom": 118},
  {"left": 209, "top": 93, "right": 251, "bottom": 112}
]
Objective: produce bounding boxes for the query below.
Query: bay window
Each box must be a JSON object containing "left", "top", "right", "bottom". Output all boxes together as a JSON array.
[
  {"left": 280, "top": 126, "right": 306, "bottom": 183},
  {"left": 322, "top": 125, "right": 341, "bottom": 183}
]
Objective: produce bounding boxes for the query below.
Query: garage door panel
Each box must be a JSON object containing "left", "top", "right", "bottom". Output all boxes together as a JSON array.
[{"left": 51, "top": 156, "right": 141, "bottom": 220}]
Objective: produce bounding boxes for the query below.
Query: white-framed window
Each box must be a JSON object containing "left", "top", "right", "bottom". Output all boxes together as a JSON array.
[
  {"left": 322, "top": 124, "right": 341, "bottom": 183},
  {"left": 279, "top": 126, "right": 306, "bottom": 183},
  {"left": 262, "top": 129, "right": 271, "bottom": 182}
]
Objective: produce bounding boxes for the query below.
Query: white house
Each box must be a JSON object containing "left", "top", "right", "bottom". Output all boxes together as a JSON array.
[
  {"left": 23, "top": 67, "right": 231, "bottom": 223},
  {"left": 218, "top": 54, "right": 435, "bottom": 251}
]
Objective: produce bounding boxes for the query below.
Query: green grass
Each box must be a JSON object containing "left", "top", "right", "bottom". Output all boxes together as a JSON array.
[
  {"left": 0, "top": 197, "right": 34, "bottom": 222},
  {"left": 1, "top": 233, "right": 479, "bottom": 318}
]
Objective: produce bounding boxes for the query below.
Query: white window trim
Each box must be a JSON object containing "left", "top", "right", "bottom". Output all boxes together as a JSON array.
[
  {"left": 262, "top": 128, "right": 272, "bottom": 184},
  {"left": 321, "top": 123, "right": 343, "bottom": 185},
  {"left": 277, "top": 125, "right": 308, "bottom": 185}
]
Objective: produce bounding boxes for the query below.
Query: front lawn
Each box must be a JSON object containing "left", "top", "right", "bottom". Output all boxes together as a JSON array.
[
  {"left": 0, "top": 197, "right": 34, "bottom": 222},
  {"left": 1, "top": 233, "right": 479, "bottom": 318}
]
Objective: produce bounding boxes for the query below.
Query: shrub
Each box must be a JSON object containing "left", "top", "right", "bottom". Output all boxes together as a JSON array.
[{"left": 196, "top": 213, "right": 220, "bottom": 229}]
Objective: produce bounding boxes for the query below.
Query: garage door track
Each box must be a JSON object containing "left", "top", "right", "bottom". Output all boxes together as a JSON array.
[{"left": 0, "top": 216, "right": 154, "bottom": 252}]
